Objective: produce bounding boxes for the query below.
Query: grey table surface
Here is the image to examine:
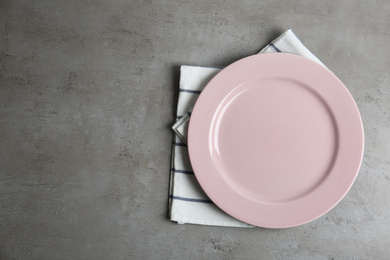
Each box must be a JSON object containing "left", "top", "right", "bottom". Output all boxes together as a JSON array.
[{"left": 1, "top": 0, "right": 390, "bottom": 259}]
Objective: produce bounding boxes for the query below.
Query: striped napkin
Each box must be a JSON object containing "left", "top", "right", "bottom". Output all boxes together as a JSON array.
[{"left": 169, "top": 28, "right": 326, "bottom": 227}]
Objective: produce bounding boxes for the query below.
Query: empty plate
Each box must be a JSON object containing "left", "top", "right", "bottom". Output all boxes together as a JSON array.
[{"left": 188, "top": 53, "right": 364, "bottom": 228}]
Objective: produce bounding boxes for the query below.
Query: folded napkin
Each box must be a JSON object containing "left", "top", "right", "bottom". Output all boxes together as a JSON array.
[{"left": 169, "top": 29, "right": 326, "bottom": 227}]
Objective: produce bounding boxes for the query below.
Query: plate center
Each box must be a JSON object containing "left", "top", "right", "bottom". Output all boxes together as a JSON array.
[{"left": 211, "top": 78, "right": 338, "bottom": 203}]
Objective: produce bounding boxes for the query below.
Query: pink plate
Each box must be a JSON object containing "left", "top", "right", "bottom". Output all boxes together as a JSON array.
[{"left": 188, "top": 53, "right": 364, "bottom": 228}]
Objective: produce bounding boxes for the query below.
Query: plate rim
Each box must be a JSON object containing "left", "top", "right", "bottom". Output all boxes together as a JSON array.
[{"left": 188, "top": 53, "right": 364, "bottom": 228}]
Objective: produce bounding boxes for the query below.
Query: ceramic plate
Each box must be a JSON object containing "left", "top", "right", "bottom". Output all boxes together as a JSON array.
[{"left": 188, "top": 53, "right": 364, "bottom": 228}]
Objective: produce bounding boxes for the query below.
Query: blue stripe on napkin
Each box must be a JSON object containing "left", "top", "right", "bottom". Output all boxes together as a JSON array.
[
  {"left": 171, "top": 168, "right": 194, "bottom": 175},
  {"left": 269, "top": 42, "right": 281, "bottom": 52},
  {"left": 179, "top": 88, "right": 202, "bottom": 94},
  {"left": 170, "top": 195, "right": 213, "bottom": 204},
  {"left": 174, "top": 142, "right": 188, "bottom": 147}
]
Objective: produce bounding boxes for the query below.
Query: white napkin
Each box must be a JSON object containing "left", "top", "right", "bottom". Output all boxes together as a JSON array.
[{"left": 169, "top": 28, "right": 326, "bottom": 227}]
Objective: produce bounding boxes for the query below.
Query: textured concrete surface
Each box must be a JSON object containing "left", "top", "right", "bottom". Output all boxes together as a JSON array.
[{"left": 1, "top": 0, "right": 390, "bottom": 259}]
